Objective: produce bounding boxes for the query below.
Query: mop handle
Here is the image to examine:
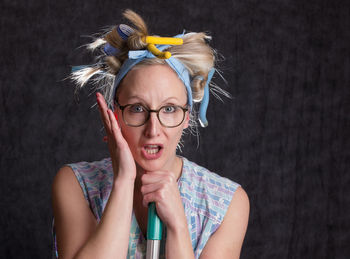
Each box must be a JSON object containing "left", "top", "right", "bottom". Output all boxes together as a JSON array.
[{"left": 146, "top": 202, "right": 163, "bottom": 259}]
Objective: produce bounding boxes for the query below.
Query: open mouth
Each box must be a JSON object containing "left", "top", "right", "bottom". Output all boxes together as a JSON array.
[
  {"left": 144, "top": 144, "right": 162, "bottom": 154},
  {"left": 142, "top": 144, "right": 163, "bottom": 159}
]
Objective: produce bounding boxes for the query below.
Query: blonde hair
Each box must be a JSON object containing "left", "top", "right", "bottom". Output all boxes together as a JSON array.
[{"left": 71, "top": 9, "right": 229, "bottom": 129}]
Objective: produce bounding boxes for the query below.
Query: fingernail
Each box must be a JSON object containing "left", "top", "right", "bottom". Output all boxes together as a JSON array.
[{"left": 113, "top": 111, "right": 118, "bottom": 121}]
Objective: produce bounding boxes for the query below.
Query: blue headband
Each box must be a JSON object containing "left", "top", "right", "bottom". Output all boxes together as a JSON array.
[
  {"left": 111, "top": 44, "right": 193, "bottom": 110},
  {"left": 199, "top": 67, "right": 215, "bottom": 127}
]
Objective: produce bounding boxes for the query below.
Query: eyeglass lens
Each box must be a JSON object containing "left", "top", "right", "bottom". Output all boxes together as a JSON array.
[{"left": 123, "top": 104, "right": 185, "bottom": 127}]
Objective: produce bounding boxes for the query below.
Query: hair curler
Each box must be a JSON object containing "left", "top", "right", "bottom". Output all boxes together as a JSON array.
[
  {"left": 146, "top": 202, "right": 163, "bottom": 259},
  {"left": 141, "top": 36, "right": 183, "bottom": 59},
  {"left": 104, "top": 24, "right": 134, "bottom": 56}
]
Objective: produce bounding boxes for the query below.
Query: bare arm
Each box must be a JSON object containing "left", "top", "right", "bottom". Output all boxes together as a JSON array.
[
  {"left": 165, "top": 216, "right": 195, "bottom": 259},
  {"left": 52, "top": 93, "right": 137, "bottom": 258},
  {"left": 199, "top": 187, "right": 250, "bottom": 259},
  {"left": 52, "top": 167, "right": 135, "bottom": 259}
]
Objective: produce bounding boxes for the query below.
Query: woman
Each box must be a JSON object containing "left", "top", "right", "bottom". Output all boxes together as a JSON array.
[{"left": 52, "top": 9, "right": 249, "bottom": 259}]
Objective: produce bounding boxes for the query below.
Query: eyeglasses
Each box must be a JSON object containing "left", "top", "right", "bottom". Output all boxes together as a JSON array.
[{"left": 115, "top": 100, "right": 188, "bottom": 128}]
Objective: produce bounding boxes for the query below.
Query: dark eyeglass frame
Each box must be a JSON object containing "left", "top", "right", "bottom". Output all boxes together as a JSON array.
[{"left": 114, "top": 100, "right": 189, "bottom": 128}]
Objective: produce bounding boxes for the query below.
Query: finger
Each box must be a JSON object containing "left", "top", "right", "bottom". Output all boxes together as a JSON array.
[
  {"left": 142, "top": 192, "right": 164, "bottom": 208},
  {"left": 145, "top": 170, "right": 177, "bottom": 178},
  {"left": 96, "top": 92, "right": 112, "bottom": 131},
  {"left": 107, "top": 108, "right": 120, "bottom": 130},
  {"left": 96, "top": 92, "right": 109, "bottom": 110},
  {"left": 141, "top": 181, "right": 165, "bottom": 195},
  {"left": 141, "top": 172, "right": 175, "bottom": 185},
  {"left": 96, "top": 93, "right": 111, "bottom": 129},
  {"left": 107, "top": 109, "right": 126, "bottom": 146}
]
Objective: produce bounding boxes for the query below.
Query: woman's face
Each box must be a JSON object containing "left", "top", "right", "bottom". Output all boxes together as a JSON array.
[{"left": 116, "top": 64, "right": 189, "bottom": 173}]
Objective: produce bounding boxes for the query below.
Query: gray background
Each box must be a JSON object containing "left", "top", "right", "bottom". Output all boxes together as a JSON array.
[{"left": 1, "top": 0, "right": 349, "bottom": 258}]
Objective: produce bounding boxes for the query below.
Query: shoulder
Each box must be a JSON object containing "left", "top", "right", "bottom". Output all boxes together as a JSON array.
[
  {"left": 51, "top": 164, "right": 86, "bottom": 207},
  {"left": 52, "top": 157, "right": 113, "bottom": 204},
  {"left": 69, "top": 158, "right": 113, "bottom": 192},
  {"left": 52, "top": 157, "right": 113, "bottom": 203},
  {"left": 67, "top": 157, "right": 112, "bottom": 179},
  {"left": 225, "top": 187, "right": 250, "bottom": 224},
  {"left": 52, "top": 165, "right": 79, "bottom": 197}
]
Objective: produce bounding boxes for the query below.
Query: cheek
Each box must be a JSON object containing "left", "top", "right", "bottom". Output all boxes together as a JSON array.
[
  {"left": 183, "top": 112, "right": 190, "bottom": 129},
  {"left": 120, "top": 126, "right": 140, "bottom": 150},
  {"left": 168, "top": 128, "right": 184, "bottom": 147}
]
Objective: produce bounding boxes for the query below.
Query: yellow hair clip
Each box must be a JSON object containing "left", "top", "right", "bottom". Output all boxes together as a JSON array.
[
  {"left": 142, "top": 36, "right": 183, "bottom": 45},
  {"left": 142, "top": 36, "right": 183, "bottom": 59},
  {"left": 146, "top": 43, "right": 171, "bottom": 59}
]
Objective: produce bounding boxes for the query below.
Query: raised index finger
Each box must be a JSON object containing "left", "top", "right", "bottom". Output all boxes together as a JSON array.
[{"left": 96, "top": 92, "right": 112, "bottom": 132}]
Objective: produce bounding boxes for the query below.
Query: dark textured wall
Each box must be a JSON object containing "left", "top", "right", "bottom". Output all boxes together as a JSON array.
[{"left": 1, "top": 0, "right": 349, "bottom": 258}]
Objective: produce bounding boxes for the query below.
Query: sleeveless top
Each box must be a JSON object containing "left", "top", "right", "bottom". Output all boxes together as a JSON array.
[{"left": 52, "top": 157, "right": 241, "bottom": 259}]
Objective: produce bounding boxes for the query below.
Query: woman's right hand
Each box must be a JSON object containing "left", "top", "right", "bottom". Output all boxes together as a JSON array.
[{"left": 96, "top": 92, "right": 136, "bottom": 181}]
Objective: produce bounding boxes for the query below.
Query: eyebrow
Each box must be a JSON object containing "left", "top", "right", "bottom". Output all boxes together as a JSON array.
[{"left": 126, "top": 96, "right": 182, "bottom": 104}]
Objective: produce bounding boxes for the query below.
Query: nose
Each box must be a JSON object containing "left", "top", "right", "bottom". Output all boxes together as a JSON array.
[{"left": 143, "top": 112, "right": 161, "bottom": 138}]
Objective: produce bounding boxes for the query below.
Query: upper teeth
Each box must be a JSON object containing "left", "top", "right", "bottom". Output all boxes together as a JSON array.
[
  {"left": 146, "top": 149, "right": 158, "bottom": 154},
  {"left": 145, "top": 145, "right": 160, "bottom": 154}
]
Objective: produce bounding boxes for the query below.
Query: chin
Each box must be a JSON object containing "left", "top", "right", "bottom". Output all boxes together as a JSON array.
[
  {"left": 138, "top": 150, "right": 173, "bottom": 172},
  {"left": 136, "top": 159, "right": 166, "bottom": 172},
  {"left": 132, "top": 144, "right": 179, "bottom": 173}
]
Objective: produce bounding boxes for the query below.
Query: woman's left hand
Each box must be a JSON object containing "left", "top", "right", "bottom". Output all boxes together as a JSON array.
[{"left": 140, "top": 170, "right": 186, "bottom": 231}]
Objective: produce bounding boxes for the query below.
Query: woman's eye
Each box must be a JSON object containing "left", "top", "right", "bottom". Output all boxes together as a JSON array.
[
  {"left": 162, "top": 106, "right": 177, "bottom": 113},
  {"left": 129, "top": 104, "right": 145, "bottom": 113}
]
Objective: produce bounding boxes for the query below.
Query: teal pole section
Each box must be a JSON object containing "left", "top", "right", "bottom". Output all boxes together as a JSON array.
[{"left": 147, "top": 202, "right": 163, "bottom": 240}]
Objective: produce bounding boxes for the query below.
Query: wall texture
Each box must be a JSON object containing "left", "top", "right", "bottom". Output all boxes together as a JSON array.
[{"left": 1, "top": 0, "right": 349, "bottom": 258}]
